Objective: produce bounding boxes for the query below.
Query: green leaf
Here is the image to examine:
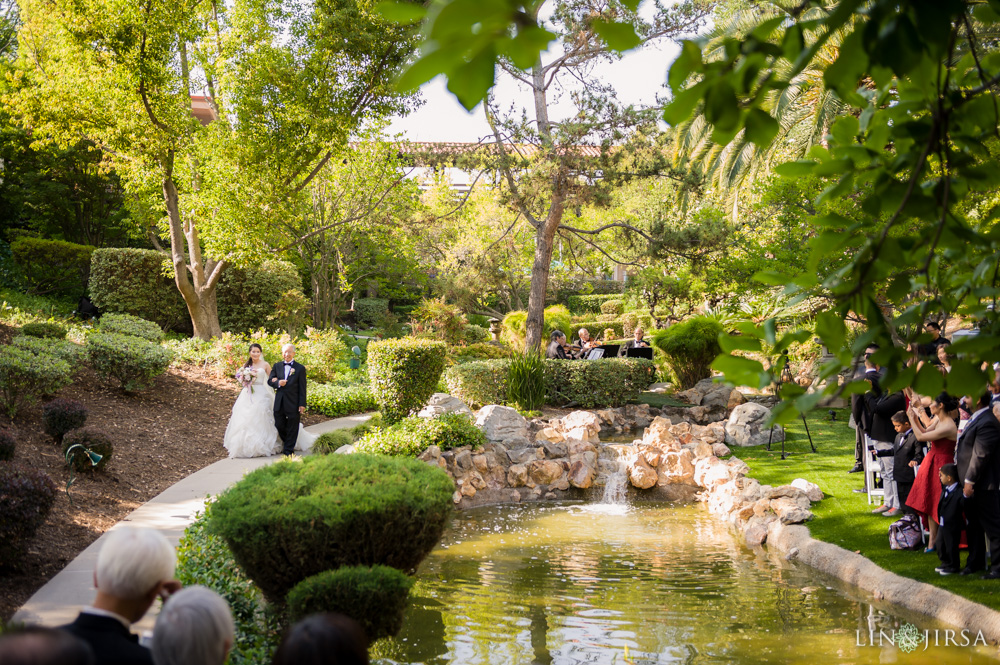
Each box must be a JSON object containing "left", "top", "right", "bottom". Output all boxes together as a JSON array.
[
  {"left": 752, "top": 271, "right": 791, "bottom": 286},
  {"left": 504, "top": 25, "right": 557, "bottom": 69},
  {"left": 775, "top": 160, "right": 817, "bottom": 177},
  {"left": 744, "top": 108, "right": 779, "bottom": 147},
  {"left": 718, "top": 334, "right": 762, "bottom": 353},
  {"left": 711, "top": 354, "right": 765, "bottom": 387},
  {"left": 669, "top": 40, "right": 703, "bottom": 91},
  {"left": 446, "top": 47, "right": 498, "bottom": 110},
  {"left": 913, "top": 362, "right": 945, "bottom": 396},
  {"left": 663, "top": 82, "right": 707, "bottom": 126},
  {"left": 704, "top": 81, "right": 740, "bottom": 132},
  {"left": 592, "top": 20, "right": 641, "bottom": 52},
  {"left": 814, "top": 311, "right": 846, "bottom": 353},
  {"left": 375, "top": 1, "right": 427, "bottom": 23},
  {"left": 397, "top": 48, "right": 457, "bottom": 92},
  {"left": 946, "top": 360, "right": 988, "bottom": 399}
]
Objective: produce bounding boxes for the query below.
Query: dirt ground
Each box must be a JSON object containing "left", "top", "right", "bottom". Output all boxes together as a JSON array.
[{"left": 0, "top": 348, "right": 326, "bottom": 623}]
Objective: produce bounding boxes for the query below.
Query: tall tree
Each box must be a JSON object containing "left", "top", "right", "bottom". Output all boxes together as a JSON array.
[{"left": 11, "top": 0, "right": 418, "bottom": 338}]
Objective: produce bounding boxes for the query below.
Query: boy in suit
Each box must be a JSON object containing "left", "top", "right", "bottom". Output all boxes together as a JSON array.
[
  {"left": 891, "top": 411, "right": 923, "bottom": 514},
  {"left": 936, "top": 464, "right": 964, "bottom": 575}
]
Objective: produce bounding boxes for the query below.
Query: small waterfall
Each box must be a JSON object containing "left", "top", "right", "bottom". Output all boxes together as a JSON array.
[{"left": 597, "top": 443, "right": 635, "bottom": 506}]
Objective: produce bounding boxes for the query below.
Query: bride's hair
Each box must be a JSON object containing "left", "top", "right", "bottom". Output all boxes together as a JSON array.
[{"left": 245, "top": 343, "right": 263, "bottom": 368}]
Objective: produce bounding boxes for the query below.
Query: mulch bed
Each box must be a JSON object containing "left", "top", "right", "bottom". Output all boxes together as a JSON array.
[{"left": 0, "top": 351, "right": 327, "bottom": 623}]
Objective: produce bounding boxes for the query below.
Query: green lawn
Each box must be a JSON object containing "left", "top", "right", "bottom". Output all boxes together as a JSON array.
[
  {"left": 736, "top": 407, "right": 1000, "bottom": 610},
  {"left": 637, "top": 392, "right": 688, "bottom": 408}
]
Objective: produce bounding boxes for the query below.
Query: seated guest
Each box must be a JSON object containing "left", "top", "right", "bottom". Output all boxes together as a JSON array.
[
  {"left": 272, "top": 613, "right": 368, "bottom": 665},
  {"left": 890, "top": 410, "right": 923, "bottom": 513},
  {"left": 546, "top": 331, "right": 571, "bottom": 359},
  {"left": 152, "top": 586, "right": 234, "bottom": 665},
  {"left": 62, "top": 526, "right": 180, "bottom": 665},
  {"left": 572, "top": 328, "right": 598, "bottom": 358},
  {"left": 0, "top": 626, "right": 95, "bottom": 665},
  {"left": 618, "top": 327, "right": 651, "bottom": 357},
  {"left": 935, "top": 463, "right": 964, "bottom": 575}
]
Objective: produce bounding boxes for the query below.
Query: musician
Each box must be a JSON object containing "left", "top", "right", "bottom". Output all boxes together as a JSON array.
[
  {"left": 618, "top": 327, "right": 651, "bottom": 356},
  {"left": 572, "top": 328, "right": 599, "bottom": 358},
  {"left": 547, "top": 330, "right": 572, "bottom": 359}
]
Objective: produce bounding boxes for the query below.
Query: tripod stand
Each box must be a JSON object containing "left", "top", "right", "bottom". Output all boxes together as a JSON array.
[{"left": 766, "top": 354, "right": 816, "bottom": 459}]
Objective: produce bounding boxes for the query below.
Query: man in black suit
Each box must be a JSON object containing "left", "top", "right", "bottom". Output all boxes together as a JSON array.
[
  {"left": 618, "top": 326, "right": 651, "bottom": 357},
  {"left": 62, "top": 526, "right": 180, "bottom": 665},
  {"left": 268, "top": 343, "right": 308, "bottom": 456},
  {"left": 890, "top": 411, "right": 923, "bottom": 513},
  {"left": 955, "top": 392, "right": 1000, "bottom": 578}
]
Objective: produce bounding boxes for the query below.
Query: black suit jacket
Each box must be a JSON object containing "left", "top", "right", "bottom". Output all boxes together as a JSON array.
[
  {"left": 893, "top": 430, "right": 924, "bottom": 482},
  {"left": 268, "top": 361, "right": 307, "bottom": 414},
  {"left": 937, "top": 485, "right": 964, "bottom": 529},
  {"left": 61, "top": 612, "right": 152, "bottom": 665},
  {"left": 956, "top": 409, "right": 1000, "bottom": 490},
  {"left": 864, "top": 390, "right": 905, "bottom": 443}
]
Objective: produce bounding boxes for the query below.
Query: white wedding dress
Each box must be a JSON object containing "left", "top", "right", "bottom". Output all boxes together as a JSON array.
[{"left": 223, "top": 365, "right": 318, "bottom": 458}]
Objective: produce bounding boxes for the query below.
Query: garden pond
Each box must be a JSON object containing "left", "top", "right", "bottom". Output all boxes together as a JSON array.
[{"left": 374, "top": 501, "right": 999, "bottom": 664}]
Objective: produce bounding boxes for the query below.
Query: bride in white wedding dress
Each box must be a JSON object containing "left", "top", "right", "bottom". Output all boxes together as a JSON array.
[{"left": 223, "top": 343, "right": 317, "bottom": 458}]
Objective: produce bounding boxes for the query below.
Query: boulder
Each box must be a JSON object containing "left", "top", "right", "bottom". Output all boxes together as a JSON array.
[
  {"left": 507, "top": 447, "right": 541, "bottom": 465},
  {"left": 417, "top": 445, "right": 442, "bottom": 463},
  {"left": 472, "top": 454, "right": 489, "bottom": 474},
  {"left": 507, "top": 464, "right": 528, "bottom": 487},
  {"left": 568, "top": 459, "right": 596, "bottom": 489},
  {"left": 542, "top": 441, "right": 568, "bottom": 459},
  {"left": 334, "top": 444, "right": 355, "bottom": 455},
  {"left": 712, "top": 443, "right": 731, "bottom": 457},
  {"left": 476, "top": 405, "right": 529, "bottom": 442},
  {"left": 724, "top": 403, "right": 783, "bottom": 447},
  {"left": 658, "top": 448, "right": 696, "bottom": 485},
  {"left": 692, "top": 441, "right": 714, "bottom": 459},
  {"left": 743, "top": 521, "right": 768, "bottom": 547},
  {"left": 727, "top": 457, "right": 750, "bottom": 477},
  {"left": 418, "top": 393, "right": 474, "bottom": 418},
  {"left": 528, "top": 460, "right": 565, "bottom": 485},
  {"left": 558, "top": 411, "right": 602, "bottom": 443},
  {"left": 565, "top": 439, "right": 598, "bottom": 457},
  {"left": 454, "top": 449, "right": 473, "bottom": 471},
  {"left": 728, "top": 390, "right": 747, "bottom": 410},
  {"left": 770, "top": 497, "right": 813, "bottom": 524},
  {"left": 791, "top": 478, "right": 824, "bottom": 503},
  {"left": 639, "top": 444, "right": 663, "bottom": 468},
  {"left": 535, "top": 427, "right": 565, "bottom": 444},
  {"left": 642, "top": 417, "right": 681, "bottom": 451},
  {"left": 627, "top": 456, "right": 658, "bottom": 489},
  {"left": 647, "top": 381, "right": 672, "bottom": 393}
]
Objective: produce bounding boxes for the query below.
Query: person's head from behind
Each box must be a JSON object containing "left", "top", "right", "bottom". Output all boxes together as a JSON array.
[
  {"left": 926, "top": 321, "right": 942, "bottom": 340},
  {"left": 940, "top": 463, "right": 958, "bottom": 488},
  {"left": 152, "top": 586, "right": 234, "bottom": 665},
  {"left": 95, "top": 526, "right": 176, "bottom": 623},
  {"left": 891, "top": 411, "right": 908, "bottom": 433},
  {"left": 578, "top": 328, "right": 590, "bottom": 342},
  {"left": 0, "top": 626, "right": 94, "bottom": 665},
  {"left": 271, "top": 613, "right": 368, "bottom": 665}
]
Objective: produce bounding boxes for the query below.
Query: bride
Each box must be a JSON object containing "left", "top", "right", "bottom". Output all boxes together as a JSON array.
[{"left": 223, "top": 343, "right": 317, "bottom": 458}]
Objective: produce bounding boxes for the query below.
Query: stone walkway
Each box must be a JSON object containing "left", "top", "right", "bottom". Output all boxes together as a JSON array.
[{"left": 11, "top": 413, "right": 373, "bottom": 630}]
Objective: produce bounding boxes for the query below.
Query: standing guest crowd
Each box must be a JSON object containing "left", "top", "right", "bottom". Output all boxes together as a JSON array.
[
  {"left": 851, "top": 322, "right": 1000, "bottom": 578},
  {"left": 0, "top": 526, "right": 370, "bottom": 665}
]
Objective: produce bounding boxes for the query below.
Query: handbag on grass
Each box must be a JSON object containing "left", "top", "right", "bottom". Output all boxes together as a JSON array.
[{"left": 889, "top": 514, "right": 923, "bottom": 551}]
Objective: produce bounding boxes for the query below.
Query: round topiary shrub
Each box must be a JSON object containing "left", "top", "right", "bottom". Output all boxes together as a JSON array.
[
  {"left": 312, "top": 429, "right": 353, "bottom": 455},
  {"left": 87, "top": 332, "right": 174, "bottom": 392},
  {"left": 62, "top": 428, "right": 114, "bottom": 472},
  {"left": 99, "top": 312, "right": 165, "bottom": 342},
  {"left": 209, "top": 453, "right": 454, "bottom": 604},
  {"left": 620, "top": 311, "right": 639, "bottom": 335},
  {"left": 600, "top": 299, "right": 624, "bottom": 316},
  {"left": 287, "top": 565, "right": 414, "bottom": 641},
  {"left": 0, "top": 462, "right": 57, "bottom": 568},
  {"left": 0, "top": 346, "right": 73, "bottom": 418},
  {"left": 0, "top": 428, "right": 15, "bottom": 461},
  {"left": 12, "top": 335, "right": 85, "bottom": 366},
  {"left": 43, "top": 398, "right": 89, "bottom": 444},
  {"left": 651, "top": 316, "right": 724, "bottom": 389},
  {"left": 20, "top": 322, "right": 67, "bottom": 339},
  {"left": 367, "top": 338, "right": 446, "bottom": 424}
]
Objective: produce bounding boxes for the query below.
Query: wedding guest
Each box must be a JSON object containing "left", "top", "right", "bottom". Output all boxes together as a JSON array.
[
  {"left": 919, "top": 321, "right": 951, "bottom": 360},
  {"left": 849, "top": 344, "right": 883, "bottom": 474},
  {"left": 0, "top": 626, "right": 94, "bottom": 665},
  {"left": 152, "top": 586, "right": 234, "bottom": 665},
  {"left": 935, "top": 464, "right": 964, "bottom": 575},
  {"left": 572, "top": 328, "right": 597, "bottom": 358},
  {"left": 62, "top": 526, "right": 180, "bottom": 665},
  {"left": 546, "top": 331, "right": 571, "bottom": 360},
  {"left": 271, "top": 613, "right": 368, "bottom": 665},
  {"left": 890, "top": 411, "right": 923, "bottom": 513},
  {"left": 618, "top": 327, "right": 650, "bottom": 357},
  {"left": 866, "top": 385, "right": 905, "bottom": 515},
  {"left": 955, "top": 391, "right": 1000, "bottom": 578},
  {"left": 905, "top": 393, "right": 959, "bottom": 552}
]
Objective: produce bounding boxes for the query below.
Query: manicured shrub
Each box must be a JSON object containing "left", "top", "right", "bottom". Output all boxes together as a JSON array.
[
  {"left": 12, "top": 335, "right": 85, "bottom": 365},
  {"left": 99, "top": 312, "right": 164, "bottom": 342},
  {"left": 356, "top": 413, "right": 486, "bottom": 457},
  {"left": 600, "top": 299, "right": 624, "bottom": 316},
  {"left": 62, "top": 427, "right": 113, "bottom": 472},
  {"left": 542, "top": 358, "right": 657, "bottom": 408},
  {"left": 0, "top": 428, "right": 14, "bottom": 461},
  {"left": 307, "top": 384, "right": 377, "bottom": 419},
  {"left": 312, "top": 430, "right": 354, "bottom": 454},
  {"left": 367, "top": 338, "right": 446, "bottom": 424},
  {"left": 0, "top": 346, "right": 73, "bottom": 418},
  {"left": 209, "top": 454, "right": 454, "bottom": 603},
  {"left": 565, "top": 293, "right": 621, "bottom": 315},
  {"left": 20, "top": 322, "right": 67, "bottom": 339},
  {"left": 0, "top": 462, "right": 57, "bottom": 568},
  {"left": 463, "top": 323, "right": 490, "bottom": 344},
  {"left": 295, "top": 327, "right": 350, "bottom": 384},
  {"left": 444, "top": 360, "right": 508, "bottom": 407},
  {"left": 507, "top": 351, "right": 545, "bottom": 411},
  {"left": 87, "top": 332, "right": 174, "bottom": 392},
  {"left": 620, "top": 311, "right": 639, "bottom": 334},
  {"left": 11, "top": 237, "right": 95, "bottom": 297},
  {"left": 450, "top": 342, "right": 512, "bottom": 364},
  {"left": 652, "top": 316, "right": 724, "bottom": 389},
  {"left": 410, "top": 298, "right": 467, "bottom": 344},
  {"left": 354, "top": 298, "right": 389, "bottom": 327},
  {"left": 287, "top": 565, "right": 414, "bottom": 641},
  {"left": 89, "top": 248, "right": 189, "bottom": 331},
  {"left": 43, "top": 398, "right": 88, "bottom": 443},
  {"left": 217, "top": 261, "right": 304, "bottom": 333}
]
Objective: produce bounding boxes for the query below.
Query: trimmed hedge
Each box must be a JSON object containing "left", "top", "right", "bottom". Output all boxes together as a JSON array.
[
  {"left": 11, "top": 237, "right": 94, "bottom": 297},
  {"left": 87, "top": 332, "right": 174, "bottom": 392},
  {"left": 43, "top": 398, "right": 88, "bottom": 443},
  {"left": 501, "top": 305, "right": 572, "bottom": 348},
  {"left": 312, "top": 430, "right": 354, "bottom": 454},
  {"left": 571, "top": 320, "right": 624, "bottom": 339},
  {"left": 0, "top": 346, "right": 73, "bottom": 418},
  {"left": 367, "top": 338, "right": 446, "bottom": 424},
  {"left": 11, "top": 335, "right": 85, "bottom": 366},
  {"left": 217, "top": 261, "right": 303, "bottom": 333},
  {"left": 62, "top": 428, "right": 113, "bottom": 472},
  {"left": 0, "top": 462, "right": 56, "bottom": 568},
  {"left": 99, "top": 312, "right": 164, "bottom": 342},
  {"left": 652, "top": 316, "right": 724, "bottom": 389},
  {"left": 354, "top": 298, "right": 389, "bottom": 327},
  {"left": 450, "top": 342, "right": 512, "bottom": 364},
  {"left": 600, "top": 299, "right": 624, "bottom": 316},
  {"left": 566, "top": 293, "right": 622, "bottom": 315},
  {"left": 463, "top": 323, "right": 490, "bottom": 344},
  {"left": 445, "top": 359, "right": 509, "bottom": 407},
  {"left": 355, "top": 413, "right": 485, "bottom": 457},
  {"left": 307, "top": 384, "right": 377, "bottom": 418},
  {"left": 287, "top": 565, "right": 414, "bottom": 641},
  {"left": 20, "top": 322, "right": 67, "bottom": 339},
  {"left": 209, "top": 454, "right": 454, "bottom": 603},
  {"left": 89, "top": 248, "right": 189, "bottom": 331}
]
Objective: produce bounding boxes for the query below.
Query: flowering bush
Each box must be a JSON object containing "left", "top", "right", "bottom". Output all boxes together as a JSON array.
[{"left": 43, "top": 398, "right": 88, "bottom": 443}]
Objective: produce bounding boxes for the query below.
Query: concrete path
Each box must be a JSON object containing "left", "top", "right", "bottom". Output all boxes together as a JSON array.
[{"left": 11, "top": 413, "right": 373, "bottom": 630}]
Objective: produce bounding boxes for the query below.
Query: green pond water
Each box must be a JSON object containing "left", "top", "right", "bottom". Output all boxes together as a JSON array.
[{"left": 375, "top": 502, "right": 999, "bottom": 664}]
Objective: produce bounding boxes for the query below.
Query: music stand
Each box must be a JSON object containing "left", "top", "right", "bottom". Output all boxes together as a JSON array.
[
  {"left": 625, "top": 347, "right": 653, "bottom": 360},
  {"left": 766, "top": 352, "right": 816, "bottom": 459}
]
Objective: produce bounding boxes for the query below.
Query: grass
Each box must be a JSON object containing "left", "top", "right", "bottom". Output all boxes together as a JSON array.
[
  {"left": 735, "top": 407, "right": 1000, "bottom": 610},
  {"left": 637, "top": 391, "right": 688, "bottom": 408}
]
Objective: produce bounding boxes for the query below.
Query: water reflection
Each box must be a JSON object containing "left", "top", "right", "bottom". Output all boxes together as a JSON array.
[{"left": 375, "top": 503, "right": 999, "bottom": 664}]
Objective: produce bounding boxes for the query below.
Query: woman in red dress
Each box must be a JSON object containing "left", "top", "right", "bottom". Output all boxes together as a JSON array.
[{"left": 905, "top": 392, "right": 959, "bottom": 552}]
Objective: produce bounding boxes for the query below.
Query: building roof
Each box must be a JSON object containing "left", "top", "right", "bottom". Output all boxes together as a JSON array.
[{"left": 190, "top": 95, "right": 217, "bottom": 126}]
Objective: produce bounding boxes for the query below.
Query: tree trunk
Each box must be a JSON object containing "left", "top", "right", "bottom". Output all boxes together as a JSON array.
[{"left": 524, "top": 199, "right": 564, "bottom": 353}]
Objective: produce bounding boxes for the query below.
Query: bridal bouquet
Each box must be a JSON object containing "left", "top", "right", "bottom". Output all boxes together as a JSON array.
[{"left": 235, "top": 366, "right": 258, "bottom": 394}]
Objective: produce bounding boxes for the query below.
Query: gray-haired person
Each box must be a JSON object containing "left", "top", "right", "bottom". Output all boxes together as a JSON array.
[{"left": 152, "top": 586, "right": 234, "bottom": 665}]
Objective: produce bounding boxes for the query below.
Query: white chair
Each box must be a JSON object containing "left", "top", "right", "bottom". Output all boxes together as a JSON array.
[{"left": 863, "top": 434, "right": 885, "bottom": 506}]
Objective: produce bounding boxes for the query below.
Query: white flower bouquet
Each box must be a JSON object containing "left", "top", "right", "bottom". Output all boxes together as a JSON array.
[{"left": 235, "top": 366, "right": 258, "bottom": 394}]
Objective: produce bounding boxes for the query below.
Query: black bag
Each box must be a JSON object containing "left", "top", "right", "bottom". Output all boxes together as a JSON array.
[{"left": 889, "top": 514, "right": 923, "bottom": 551}]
